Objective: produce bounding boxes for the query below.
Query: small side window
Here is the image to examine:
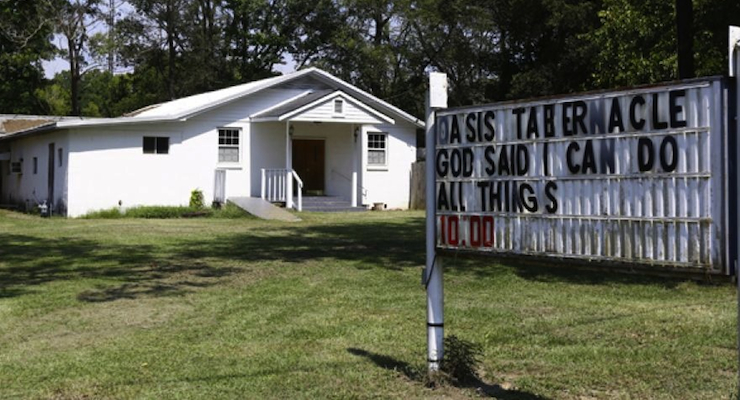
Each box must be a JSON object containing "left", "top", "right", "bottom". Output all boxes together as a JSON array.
[
  {"left": 334, "top": 99, "right": 343, "bottom": 115},
  {"left": 58, "top": 148, "right": 63, "bottom": 167},
  {"left": 33, "top": 157, "right": 38, "bottom": 174},
  {"left": 143, "top": 137, "right": 169, "bottom": 154}
]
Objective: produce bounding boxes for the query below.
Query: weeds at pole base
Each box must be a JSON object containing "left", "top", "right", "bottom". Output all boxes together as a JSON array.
[{"left": 426, "top": 335, "right": 484, "bottom": 388}]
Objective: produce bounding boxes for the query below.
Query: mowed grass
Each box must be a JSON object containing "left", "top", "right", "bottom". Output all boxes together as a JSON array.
[{"left": 0, "top": 209, "right": 736, "bottom": 399}]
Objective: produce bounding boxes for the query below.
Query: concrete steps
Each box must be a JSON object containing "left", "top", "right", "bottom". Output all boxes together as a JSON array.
[{"left": 299, "top": 196, "right": 367, "bottom": 213}]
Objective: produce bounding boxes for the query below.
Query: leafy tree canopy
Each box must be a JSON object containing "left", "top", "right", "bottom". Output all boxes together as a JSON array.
[{"left": 2, "top": 0, "right": 738, "bottom": 118}]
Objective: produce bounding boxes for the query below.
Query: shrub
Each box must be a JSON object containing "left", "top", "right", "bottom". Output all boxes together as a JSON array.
[
  {"left": 211, "top": 202, "right": 253, "bottom": 219},
  {"left": 189, "top": 189, "right": 205, "bottom": 209},
  {"left": 80, "top": 208, "right": 124, "bottom": 219},
  {"left": 439, "top": 335, "right": 483, "bottom": 384},
  {"left": 124, "top": 206, "right": 194, "bottom": 219},
  {"left": 79, "top": 203, "right": 252, "bottom": 219}
]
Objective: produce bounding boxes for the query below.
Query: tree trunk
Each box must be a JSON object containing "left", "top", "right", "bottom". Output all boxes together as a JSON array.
[
  {"left": 676, "top": 0, "right": 694, "bottom": 79},
  {"left": 68, "top": 37, "right": 81, "bottom": 116},
  {"left": 166, "top": 0, "right": 176, "bottom": 99}
]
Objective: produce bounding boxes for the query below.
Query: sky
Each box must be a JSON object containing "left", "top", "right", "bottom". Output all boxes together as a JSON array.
[
  {"left": 43, "top": 53, "right": 297, "bottom": 79},
  {"left": 42, "top": 35, "right": 71, "bottom": 79},
  {"left": 41, "top": 1, "right": 296, "bottom": 79}
]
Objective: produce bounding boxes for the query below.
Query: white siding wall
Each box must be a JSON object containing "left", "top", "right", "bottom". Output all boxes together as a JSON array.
[
  {"left": 361, "top": 121, "right": 417, "bottom": 209},
  {"left": 0, "top": 131, "right": 69, "bottom": 212},
  {"left": 65, "top": 88, "right": 308, "bottom": 217},
  {"left": 250, "top": 122, "right": 287, "bottom": 197},
  {"left": 67, "top": 125, "right": 189, "bottom": 216}
]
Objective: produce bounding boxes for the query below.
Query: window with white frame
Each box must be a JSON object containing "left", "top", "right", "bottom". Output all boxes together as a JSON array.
[
  {"left": 367, "top": 133, "right": 387, "bottom": 166},
  {"left": 334, "top": 99, "right": 344, "bottom": 115},
  {"left": 218, "top": 128, "right": 240, "bottom": 163}
]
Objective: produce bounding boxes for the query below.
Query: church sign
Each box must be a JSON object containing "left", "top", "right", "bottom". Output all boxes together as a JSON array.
[{"left": 434, "top": 77, "right": 733, "bottom": 274}]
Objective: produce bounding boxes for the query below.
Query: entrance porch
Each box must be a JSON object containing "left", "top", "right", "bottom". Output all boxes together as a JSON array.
[
  {"left": 250, "top": 89, "right": 395, "bottom": 211},
  {"left": 257, "top": 121, "right": 366, "bottom": 211}
]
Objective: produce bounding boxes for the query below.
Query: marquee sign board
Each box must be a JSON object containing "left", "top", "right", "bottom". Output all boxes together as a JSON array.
[{"left": 434, "top": 77, "right": 733, "bottom": 274}]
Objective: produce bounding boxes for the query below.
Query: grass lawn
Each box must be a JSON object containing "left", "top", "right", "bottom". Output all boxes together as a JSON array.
[{"left": 0, "top": 209, "right": 736, "bottom": 399}]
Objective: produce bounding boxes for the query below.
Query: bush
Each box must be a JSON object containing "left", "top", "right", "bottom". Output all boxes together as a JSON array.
[
  {"left": 439, "top": 335, "right": 483, "bottom": 384},
  {"left": 79, "top": 203, "right": 253, "bottom": 219},
  {"left": 189, "top": 189, "right": 205, "bottom": 209},
  {"left": 124, "top": 206, "right": 197, "bottom": 219},
  {"left": 80, "top": 208, "right": 124, "bottom": 219},
  {"left": 212, "top": 202, "right": 252, "bottom": 219}
]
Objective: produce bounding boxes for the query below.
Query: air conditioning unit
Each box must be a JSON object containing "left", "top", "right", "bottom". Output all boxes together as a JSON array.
[{"left": 10, "top": 161, "right": 22, "bottom": 174}]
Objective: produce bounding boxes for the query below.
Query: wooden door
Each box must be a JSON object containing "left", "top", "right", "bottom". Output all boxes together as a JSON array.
[{"left": 292, "top": 139, "right": 324, "bottom": 194}]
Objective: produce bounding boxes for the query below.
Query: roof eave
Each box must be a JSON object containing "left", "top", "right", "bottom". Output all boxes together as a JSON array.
[
  {"left": 0, "top": 122, "right": 59, "bottom": 141},
  {"left": 169, "top": 70, "right": 317, "bottom": 121}
]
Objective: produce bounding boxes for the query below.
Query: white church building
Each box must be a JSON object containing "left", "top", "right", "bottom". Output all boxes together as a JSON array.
[{"left": 0, "top": 68, "right": 423, "bottom": 217}]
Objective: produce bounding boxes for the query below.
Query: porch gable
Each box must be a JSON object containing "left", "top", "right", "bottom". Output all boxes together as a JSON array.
[{"left": 250, "top": 90, "right": 394, "bottom": 125}]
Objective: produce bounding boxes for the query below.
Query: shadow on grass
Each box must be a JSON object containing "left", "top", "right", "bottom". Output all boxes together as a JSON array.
[
  {"left": 347, "top": 347, "right": 550, "bottom": 399},
  {"left": 0, "top": 234, "right": 237, "bottom": 301},
  {"left": 0, "top": 215, "right": 706, "bottom": 301},
  {"left": 434, "top": 251, "right": 698, "bottom": 289},
  {"left": 347, "top": 348, "right": 419, "bottom": 381},
  {"left": 179, "top": 218, "right": 695, "bottom": 289},
  {"left": 178, "top": 218, "right": 426, "bottom": 270}
]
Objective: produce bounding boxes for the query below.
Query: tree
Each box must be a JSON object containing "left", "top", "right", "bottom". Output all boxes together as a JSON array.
[
  {"left": 127, "top": 0, "right": 189, "bottom": 99},
  {"left": 0, "top": 0, "right": 56, "bottom": 114},
  {"left": 405, "top": 0, "right": 601, "bottom": 108},
  {"left": 297, "top": 0, "right": 426, "bottom": 115},
  {"left": 588, "top": 0, "right": 738, "bottom": 88},
  {"left": 407, "top": 0, "right": 497, "bottom": 107},
  {"left": 48, "top": 0, "right": 103, "bottom": 116},
  {"left": 224, "top": 0, "right": 322, "bottom": 81}
]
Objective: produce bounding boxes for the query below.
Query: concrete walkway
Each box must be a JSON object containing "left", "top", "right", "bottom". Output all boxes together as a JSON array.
[{"left": 228, "top": 197, "right": 301, "bottom": 222}]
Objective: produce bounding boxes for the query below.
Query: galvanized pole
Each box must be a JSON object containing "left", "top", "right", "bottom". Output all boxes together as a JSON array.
[
  {"left": 730, "top": 24, "right": 740, "bottom": 394},
  {"left": 426, "top": 73, "right": 447, "bottom": 373}
]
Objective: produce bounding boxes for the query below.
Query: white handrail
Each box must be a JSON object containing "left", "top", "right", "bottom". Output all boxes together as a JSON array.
[
  {"left": 330, "top": 168, "right": 368, "bottom": 198},
  {"left": 291, "top": 170, "right": 303, "bottom": 212},
  {"left": 261, "top": 168, "right": 303, "bottom": 212}
]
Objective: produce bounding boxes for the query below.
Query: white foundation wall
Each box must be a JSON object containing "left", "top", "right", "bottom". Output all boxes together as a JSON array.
[
  {"left": 0, "top": 131, "right": 69, "bottom": 212},
  {"left": 361, "top": 121, "right": 417, "bottom": 209}
]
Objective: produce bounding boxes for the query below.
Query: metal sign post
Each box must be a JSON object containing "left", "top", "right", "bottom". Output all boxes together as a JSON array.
[
  {"left": 729, "top": 24, "right": 740, "bottom": 394},
  {"left": 426, "top": 72, "right": 448, "bottom": 372}
]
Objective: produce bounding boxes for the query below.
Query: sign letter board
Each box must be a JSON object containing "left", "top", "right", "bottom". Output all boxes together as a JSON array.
[{"left": 434, "top": 78, "right": 732, "bottom": 274}]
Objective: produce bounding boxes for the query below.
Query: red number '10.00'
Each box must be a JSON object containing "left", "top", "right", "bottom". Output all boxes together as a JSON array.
[{"left": 438, "top": 215, "right": 495, "bottom": 248}]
